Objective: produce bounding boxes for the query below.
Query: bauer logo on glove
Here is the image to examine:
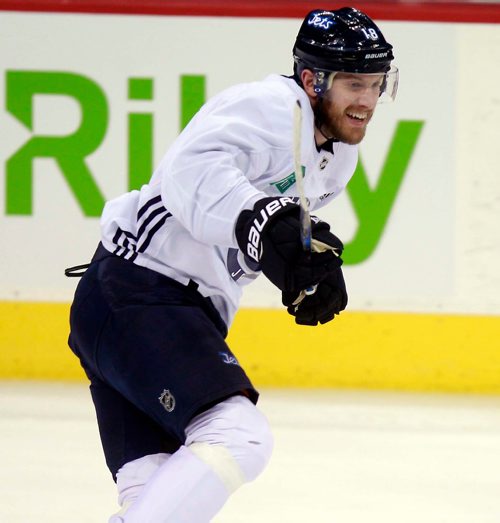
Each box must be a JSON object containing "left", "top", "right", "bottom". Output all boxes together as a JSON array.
[{"left": 236, "top": 197, "right": 346, "bottom": 313}]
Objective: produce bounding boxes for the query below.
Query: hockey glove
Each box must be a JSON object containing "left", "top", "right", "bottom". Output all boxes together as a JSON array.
[
  {"left": 282, "top": 267, "right": 348, "bottom": 326},
  {"left": 235, "top": 197, "right": 343, "bottom": 293}
]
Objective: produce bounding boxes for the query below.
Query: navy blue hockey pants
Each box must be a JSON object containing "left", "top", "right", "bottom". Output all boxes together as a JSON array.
[{"left": 67, "top": 247, "right": 258, "bottom": 479}]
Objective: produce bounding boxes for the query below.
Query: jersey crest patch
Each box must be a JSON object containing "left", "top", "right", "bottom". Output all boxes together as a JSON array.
[{"left": 270, "top": 167, "right": 305, "bottom": 194}]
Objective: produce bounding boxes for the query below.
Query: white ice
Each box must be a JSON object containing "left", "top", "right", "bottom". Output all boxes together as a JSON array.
[{"left": 1, "top": 382, "right": 499, "bottom": 523}]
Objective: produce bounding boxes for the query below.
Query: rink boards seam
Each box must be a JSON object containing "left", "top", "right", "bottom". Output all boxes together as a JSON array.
[{"left": 1, "top": 301, "right": 499, "bottom": 393}]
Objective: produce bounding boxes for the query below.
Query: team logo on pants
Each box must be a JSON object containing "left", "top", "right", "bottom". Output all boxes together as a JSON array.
[
  {"left": 158, "top": 389, "right": 176, "bottom": 412},
  {"left": 219, "top": 351, "right": 240, "bottom": 366}
]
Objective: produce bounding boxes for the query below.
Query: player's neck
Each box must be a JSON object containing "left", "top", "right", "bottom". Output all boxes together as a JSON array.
[{"left": 314, "top": 125, "right": 334, "bottom": 147}]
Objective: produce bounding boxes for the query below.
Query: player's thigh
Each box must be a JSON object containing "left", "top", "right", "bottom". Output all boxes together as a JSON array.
[
  {"left": 96, "top": 302, "right": 258, "bottom": 443},
  {"left": 89, "top": 376, "right": 181, "bottom": 480}
]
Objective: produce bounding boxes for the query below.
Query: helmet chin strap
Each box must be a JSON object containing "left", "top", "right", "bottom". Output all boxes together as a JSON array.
[
  {"left": 313, "top": 120, "right": 339, "bottom": 153},
  {"left": 316, "top": 121, "right": 336, "bottom": 142}
]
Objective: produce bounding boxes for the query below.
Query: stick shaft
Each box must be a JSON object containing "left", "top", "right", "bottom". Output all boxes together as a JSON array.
[
  {"left": 293, "top": 99, "right": 318, "bottom": 297},
  {"left": 293, "top": 100, "right": 311, "bottom": 252}
]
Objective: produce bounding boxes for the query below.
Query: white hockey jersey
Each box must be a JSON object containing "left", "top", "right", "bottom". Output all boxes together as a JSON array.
[{"left": 100, "top": 74, "right": 358, "bottom": 326}]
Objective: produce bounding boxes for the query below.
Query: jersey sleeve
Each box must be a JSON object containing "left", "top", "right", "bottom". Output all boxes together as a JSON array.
[{"left": 157, "top": 82, "right": 296, "bottom": 248}]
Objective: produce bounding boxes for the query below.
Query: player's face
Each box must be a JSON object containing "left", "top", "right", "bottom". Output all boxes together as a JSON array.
[{"left": 315, "top": 72, "right": 383, "bottom": 145}]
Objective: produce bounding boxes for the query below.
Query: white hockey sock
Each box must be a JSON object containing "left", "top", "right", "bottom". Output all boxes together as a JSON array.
[
  {"left": 109, "top": 396, "right": 273, "bottom": 523},
  {"left": 116, "top": 453, "right": 171, "bottom": 509},
  {"left": 115, "top": 445, "right": 229, "bottom": 523}
]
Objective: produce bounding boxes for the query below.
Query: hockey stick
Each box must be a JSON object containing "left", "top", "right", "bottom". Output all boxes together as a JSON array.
[
  {"left": 293, "top": 100, "right": 317, "bottom": 298},
  {"left": 293, "top": 100, "right": 312, "bottom": 253}
]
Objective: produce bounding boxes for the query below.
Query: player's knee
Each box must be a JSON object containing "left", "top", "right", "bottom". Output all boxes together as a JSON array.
[
  {"left": 221, "top": 398, "right": 273, "bottom": 482},
  {"left": 185, "top": 395, "right": 273, "bottom": 492}
]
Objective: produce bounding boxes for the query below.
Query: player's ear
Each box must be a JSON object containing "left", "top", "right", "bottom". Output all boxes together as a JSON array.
[{"left": 300, "top": 69, "right": 317, "bottom": 99}]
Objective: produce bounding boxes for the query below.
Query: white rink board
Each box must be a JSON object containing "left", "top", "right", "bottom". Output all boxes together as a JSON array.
[{"left": 1, "top": 13, "right": 499, "bottom": 315}]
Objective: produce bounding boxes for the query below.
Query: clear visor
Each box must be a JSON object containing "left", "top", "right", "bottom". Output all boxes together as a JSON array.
[{"left": 315, "top": 66, "right": 399, "bottom": 103}]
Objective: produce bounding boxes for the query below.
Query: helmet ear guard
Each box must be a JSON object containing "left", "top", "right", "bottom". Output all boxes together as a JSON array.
[{"left": 312, "top": 69, "right": 332, "bottom": 96}]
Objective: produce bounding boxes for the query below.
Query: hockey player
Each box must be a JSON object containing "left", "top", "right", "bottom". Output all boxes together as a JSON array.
[{"left": 67, "top": 7, "right": 398, "bottom": 522}]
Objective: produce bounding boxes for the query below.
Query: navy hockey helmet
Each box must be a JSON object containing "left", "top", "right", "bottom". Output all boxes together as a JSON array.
[{"left": 293, "top": 7, "right": 397, "bottom": 97}]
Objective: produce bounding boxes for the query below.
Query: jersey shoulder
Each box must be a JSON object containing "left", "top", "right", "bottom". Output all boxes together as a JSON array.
[{"left": 202, "top": 75, "right": 301, "bottom": 134}]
